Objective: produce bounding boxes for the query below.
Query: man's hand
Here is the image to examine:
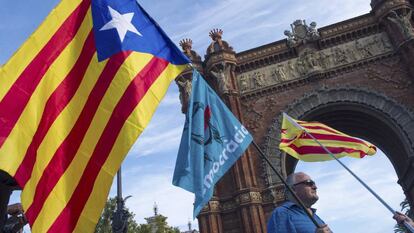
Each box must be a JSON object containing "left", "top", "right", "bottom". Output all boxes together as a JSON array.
[
  {"left": 393, "top": 211, "right": 414, "bottom": 227},
  {"left": 315, "top": 224, "right": 332, "bottom": 233}
]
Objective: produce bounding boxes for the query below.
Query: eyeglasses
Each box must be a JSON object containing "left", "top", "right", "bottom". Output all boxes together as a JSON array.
[{"left": 293, "top": 179, "right": 316, "bottom": 187}]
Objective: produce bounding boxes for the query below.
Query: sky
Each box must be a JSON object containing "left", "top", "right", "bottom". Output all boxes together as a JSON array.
[{"left": 0, "top": 0, "right": 407, "bottom": 232}]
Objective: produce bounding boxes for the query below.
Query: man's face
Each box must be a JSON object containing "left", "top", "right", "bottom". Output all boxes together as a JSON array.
[{"left": 292, "top": 173, "right": 318, "bottom": 207}]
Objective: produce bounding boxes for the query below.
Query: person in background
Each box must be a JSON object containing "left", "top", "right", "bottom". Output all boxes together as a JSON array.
[{"left": 267, "top": 172, "right": 332, "bottom": 233}]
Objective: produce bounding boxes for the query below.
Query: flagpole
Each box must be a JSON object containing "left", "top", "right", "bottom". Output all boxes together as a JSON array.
[
  {"left": 285, "top": 113, "right": 414, "bottom": 233},
  {"left": 112, "top": 166, "right": 128, "bottom": 233},
  {"left": 251, "top": 141, "right": 321, "bottom": 228}
]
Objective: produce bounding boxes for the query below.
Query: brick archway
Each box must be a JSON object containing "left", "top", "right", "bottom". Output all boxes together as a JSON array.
[{"left": 263, "top": 87, "right": 414, "bottom": 206}]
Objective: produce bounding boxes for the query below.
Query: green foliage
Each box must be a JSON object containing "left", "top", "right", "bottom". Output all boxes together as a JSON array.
[
  {"left": 95, "top": 198, "right": 179, "bottom": 233},
  {"left": 143, "top": 215, "right": 180, "bottom": 233},
  {"left": 95, "top": 197, "right": 140, "bottom": 233},
  {"left": 394, "top": 199, "right": 413, "bottom": 233}
]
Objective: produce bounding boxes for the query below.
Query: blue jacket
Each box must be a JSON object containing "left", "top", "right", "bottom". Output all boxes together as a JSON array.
[{"left": 267, "top": 201, "right": 326, "bottom": 233}]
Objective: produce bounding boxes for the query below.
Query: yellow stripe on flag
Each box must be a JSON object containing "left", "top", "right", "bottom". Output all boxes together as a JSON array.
[
  {"left": 0, "top": 0, "right": 83, "bottom": 101},
  {"left": 281, "top": 148, "right": 362, "bottom": 162},
  {"left": 0, "top": 9, "right": 93, "bottom": 176}
]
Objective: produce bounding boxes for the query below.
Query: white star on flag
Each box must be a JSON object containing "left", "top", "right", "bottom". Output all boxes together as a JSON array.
[{"left": 100, "top": 6, "right": 142, "bottom": 42}]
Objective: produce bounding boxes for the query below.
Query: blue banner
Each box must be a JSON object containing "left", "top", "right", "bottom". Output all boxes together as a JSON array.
[{"left": 173, "top": 70, "right": 252, "bottom": 218}]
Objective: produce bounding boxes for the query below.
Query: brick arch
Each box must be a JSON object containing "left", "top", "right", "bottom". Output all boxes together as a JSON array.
[{"left": 262, "top": 87, "right": 414, "bottom": 205}]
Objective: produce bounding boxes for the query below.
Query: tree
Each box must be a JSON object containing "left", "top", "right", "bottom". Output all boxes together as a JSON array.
[
  {"left": 95, "top": 197, "right": 140, "bottom": 233},
  {"left": 394, "top": 199, "right": 413, "bottom": 233},
  {"left": 95, "top": 198, "right": 180, "bottom": 233},
  {"left": 143, "top": 214, "right": 180, "bottom": 233}
]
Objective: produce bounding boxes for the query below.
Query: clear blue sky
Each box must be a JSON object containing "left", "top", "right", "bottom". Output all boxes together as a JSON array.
[{"left": 1, "top": 0, "right": 406, "bottom": 232}]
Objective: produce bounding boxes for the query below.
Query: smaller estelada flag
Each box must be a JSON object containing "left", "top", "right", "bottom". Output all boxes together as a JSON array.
[{"left": 280, "top": 113, "right": 377, "bottom": 162}]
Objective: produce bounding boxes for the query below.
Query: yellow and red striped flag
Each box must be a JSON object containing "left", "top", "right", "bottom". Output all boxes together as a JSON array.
[
  {"left": 280, "top": 113, "right": 377, "bottom": 162},
  {"left": 0, "top": 0, "right": 190, "bottom": 232}
]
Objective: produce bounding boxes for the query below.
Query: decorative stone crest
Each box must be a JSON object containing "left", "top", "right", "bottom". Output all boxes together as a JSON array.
[{"left": 284, "top": 20, "right": 320, "bottom": 47}]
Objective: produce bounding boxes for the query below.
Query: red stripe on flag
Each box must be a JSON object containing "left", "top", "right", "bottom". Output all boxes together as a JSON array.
[
  {"left": 280, "top": 132, "right": 368, "bottom": 146},
  {"left": 47, "top": 57, "right": 169, "bottom": 233},
  {"left": 14, "top": 31, "right": 96, "bottom": 188},
  {"left": 288, "top": 144, "right": 367, "bottom": 158},
  {"left": 24, "top": 51, "right": 131, "bottom": 225},
  {"left": 0, "top": 0, "right": 91, "bottom": 148},
  {"left": 298, "top": 124, "right": 340, "bottom": 135}
]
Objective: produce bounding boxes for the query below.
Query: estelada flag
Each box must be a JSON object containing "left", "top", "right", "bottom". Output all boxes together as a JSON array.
[
  {"left": 0, "top": 0, "right": 190, "bottom": 232},
  {"left": 280, "top": 113, "right": 377, "bottom": 162}
]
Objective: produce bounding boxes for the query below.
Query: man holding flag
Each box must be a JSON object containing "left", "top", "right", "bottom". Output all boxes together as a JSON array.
[
  {"left": 269, "top": 113, "right": 413, "bottom": 233},
  {"left": 267, "top": 172, "right": 332, "bottom": 233},
  {"left": 266, "top": 113, "right": 378, "bottom": 232},
  {"left": 0, "top": 0, "right": 190, "bottom": 232}
]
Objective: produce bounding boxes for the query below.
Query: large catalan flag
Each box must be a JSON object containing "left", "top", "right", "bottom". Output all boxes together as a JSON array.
[
  {"left": 280, "top": 113, "right": 377, "bottom": 162},
  {"left": 0, "top": 0, "right": 190, "bottom": 232}
]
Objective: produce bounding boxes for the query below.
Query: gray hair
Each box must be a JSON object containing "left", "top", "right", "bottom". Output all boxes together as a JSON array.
[
  {"left": 285, "top": 172, "right": 308, "bottom": 200},
  {"left": 285, "top": 173, "right": 297, "bottom": 200},
  {"left": 286, "top": 173, "right": 297, "bottom": 187}
]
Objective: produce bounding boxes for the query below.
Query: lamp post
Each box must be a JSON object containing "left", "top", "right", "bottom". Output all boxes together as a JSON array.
[{"left": 111, "top": 167, "right": 129, "bottom": 233}]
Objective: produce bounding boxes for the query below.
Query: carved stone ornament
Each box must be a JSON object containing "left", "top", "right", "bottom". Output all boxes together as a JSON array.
[
  {"left": 210, "top": 62, "right": 233, "bottom": 94},
  {"left": 209, "top": 200, "right": 220, "bottom": 212},
  {"left": 249, "top": 192, "right": 262, "bottom": 203},
  {"left": 284, "top": 19, "right": 320, "bottom": 47},
  {"left": 175, "top": 76, "right": 192, "bottom": 113},
  {"left": 269, "top": 186, "right": 286, "bottom": 203},
  {"left": 237, "top": 33, "right": 394, "bottom": 94},
  {"left": 206, "top": 28, "right": 234, "bottom": 55},
  {"left": 387, "top": 10, "right": 414, "bottom": 40},
  {"left": 252, "top": 71, "right": 266, "bottom": 88},
  {"left": 179, "top": 38, "right": 202, "bottom": 64},
  {"left": 237, "top": 192, "right": 262, "bottom": 204}
]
